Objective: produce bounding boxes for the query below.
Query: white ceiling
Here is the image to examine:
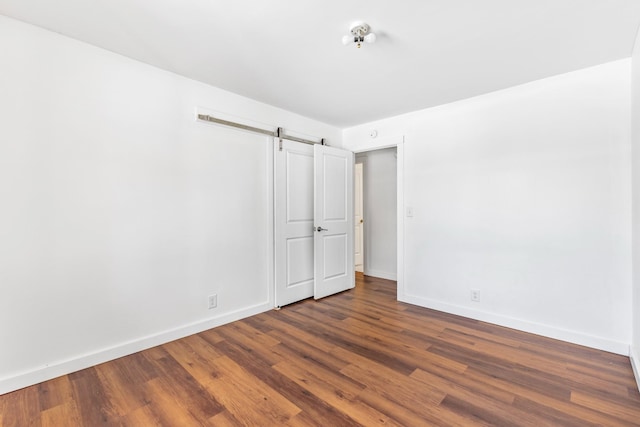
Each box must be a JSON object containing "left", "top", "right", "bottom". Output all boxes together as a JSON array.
[{"left": 2, "top": 0, "right": 640, "bottom": 127}]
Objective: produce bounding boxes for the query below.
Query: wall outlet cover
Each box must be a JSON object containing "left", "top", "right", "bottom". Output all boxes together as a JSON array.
[{"left": 208, "top": 294, "right": 218, "bottom": 309}]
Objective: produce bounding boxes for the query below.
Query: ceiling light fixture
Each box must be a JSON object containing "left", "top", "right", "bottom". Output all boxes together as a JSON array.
[{"left": 342, "top": 21, "right": 376, "bottom": 48}]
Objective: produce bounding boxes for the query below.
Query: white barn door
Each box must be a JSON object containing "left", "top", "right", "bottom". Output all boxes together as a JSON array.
[
  {"left": 275, "top": 141, "right": 354, "bottom": 305},
  {"left": 313, "top": 144, "right": 355, "bottom": 299},
  {"left": 275, "top": 140, "right": 315, "bottom": 307}
]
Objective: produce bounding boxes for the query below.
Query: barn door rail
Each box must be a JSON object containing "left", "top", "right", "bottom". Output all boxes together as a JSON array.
[{"left": 197, "top": 113, "right": 325, "bottom": 151}]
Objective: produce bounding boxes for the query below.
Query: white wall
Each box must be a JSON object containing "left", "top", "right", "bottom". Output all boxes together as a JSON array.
[
  {"left": 631, "top": 25, "right": 640, "bottom": 390},
  {"left": 355, "top": 148, "right": 397, "bottom": 280},
  {"left": 0, "top": 15, "right": 341, "bottom": 394},
  {"left": 342, "top": 59, "right": 632, "bottom": 354}
]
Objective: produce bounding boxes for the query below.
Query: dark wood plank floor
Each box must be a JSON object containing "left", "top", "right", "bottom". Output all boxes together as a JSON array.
[{"left": 2, "top": 274, "right": 640, "bottom": 426}]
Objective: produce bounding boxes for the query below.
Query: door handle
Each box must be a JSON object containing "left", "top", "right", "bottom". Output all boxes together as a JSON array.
[{"left": 316, "top": 226, "right": 329, "bottom": 232}]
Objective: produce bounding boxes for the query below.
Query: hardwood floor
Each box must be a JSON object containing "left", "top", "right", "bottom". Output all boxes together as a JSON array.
[{"left": 2, "top": 273, "right": 640, "bottom": 426}]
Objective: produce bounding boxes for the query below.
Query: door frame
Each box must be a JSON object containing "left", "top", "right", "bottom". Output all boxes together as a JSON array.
[{"left": 351, "top": 136, "right": 404, "bottom": 301}]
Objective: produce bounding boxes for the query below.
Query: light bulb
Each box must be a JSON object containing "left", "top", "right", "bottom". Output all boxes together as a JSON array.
[
  {"left": 364, "top": 33, "right": 376, "bottom": 44},
  {"left": 342, "top": 35, "right": 353, "bottom": 45}
]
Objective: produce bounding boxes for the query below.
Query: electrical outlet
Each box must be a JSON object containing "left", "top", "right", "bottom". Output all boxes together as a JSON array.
[
  {"left": 406, "top": 206, "right": 414, "bottom": 217},
  {"left": 470, "top": 289, "right": 481, "bottom": 302},
  {"left": 208, "top": 294, "right": 218, "bottom": 309}
]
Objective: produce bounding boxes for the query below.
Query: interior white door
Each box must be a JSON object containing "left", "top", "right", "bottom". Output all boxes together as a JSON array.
[
  {"left": 314, "top": 144, "right": 355, "bottom": 299},
  {"left": 354, "top": 162, "right": 364, "bottom": 272},
  {"left": 275, "top": 140, "right": 315, "bottom": 307}
]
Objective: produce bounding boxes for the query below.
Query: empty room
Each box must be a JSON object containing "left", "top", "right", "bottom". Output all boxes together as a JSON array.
[{"left": 2, "top": 0, "right": 640, "bottom": 425}]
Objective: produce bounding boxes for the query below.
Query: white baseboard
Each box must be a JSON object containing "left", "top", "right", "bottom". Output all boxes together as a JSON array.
[
  {"left": 0, "top": 301, "right": 271, "bottom": 396},
  {"left": 631, "top": 346, "right": 640, "bottom": 393},
  {"left": 398, "top": 293, "right": 629, "bottom": 355},
  {"left": 364, "top": 269, "right": 397, "bottom": 281}
]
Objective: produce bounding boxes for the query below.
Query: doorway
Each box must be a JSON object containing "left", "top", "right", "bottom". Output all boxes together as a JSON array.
[{"left": 355, "top": 147, "right": 397, "bottom": 281}]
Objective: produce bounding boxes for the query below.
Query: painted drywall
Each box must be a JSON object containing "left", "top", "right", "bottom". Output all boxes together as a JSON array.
[
  {"left": 631, "top": 24, "right": 640, "bottom": 391},
  {"left": 0, "top": 15, "right": 341, "bottom": 394},
  {"left": 342, "top": 59, "right": 632, "bottom": 354},
  {"left": 355, "top": 148, "right": 397, "bottom": 280}
]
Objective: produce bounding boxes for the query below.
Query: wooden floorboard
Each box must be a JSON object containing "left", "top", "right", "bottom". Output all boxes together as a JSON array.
[{"left": 2, "top": 273, "right": 640, "bottom": 426}]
